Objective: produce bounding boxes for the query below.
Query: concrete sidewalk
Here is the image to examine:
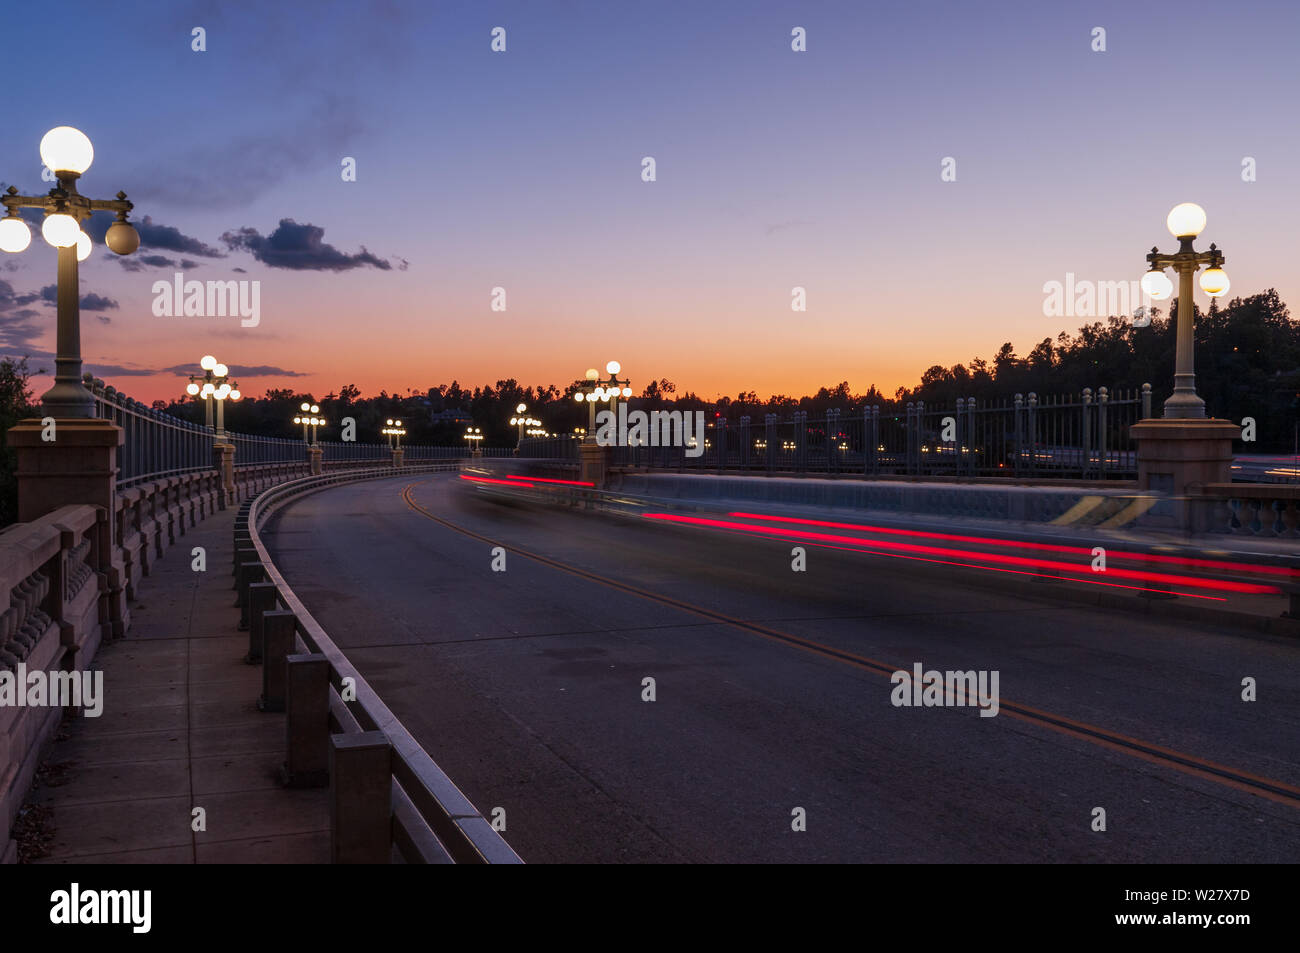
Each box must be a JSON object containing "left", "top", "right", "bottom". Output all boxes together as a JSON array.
[{"left": 22, "top": 506, "right": 328, "bottom": 863}]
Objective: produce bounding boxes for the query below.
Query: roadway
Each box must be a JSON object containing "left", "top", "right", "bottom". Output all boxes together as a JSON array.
[{"left": 261, "top": 473, "right": 1300, "bottom": 863}]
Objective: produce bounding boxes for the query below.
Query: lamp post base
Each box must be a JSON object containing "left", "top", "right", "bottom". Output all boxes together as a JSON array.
[
  {"left": 1130, "top": 417, "right": 1238, "bottom": 532},
  {"left": 39, "top": 378, "right": 96, "bottom": 419},
  {"left": 308, "top": 446, "right": 323, "bottom": 476},
  {"left": 1161, "top": 375, "right": 1206, "bottom": 420},
  {"left": 579, "top": 441, "right": 608, "bottom": 489},
  {"left": 214, "top": 442, "right": 236, "bottom": 506}
]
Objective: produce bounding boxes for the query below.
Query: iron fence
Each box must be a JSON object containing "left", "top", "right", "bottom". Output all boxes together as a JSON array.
[
  {"left": 87, "top": 375, "right": 219, "bottom": 487},
  {"left": 518, "top": 385, "right": 1152, "bottom": 480},
  {"left": 229, "top": 432, "right": 307, "bottom": 464},
  {"left": 516, "top": 436, "right": 581, "bottom": 460},
  {"left": 86, "top": 376, "right": 496, "bottom": 485}
]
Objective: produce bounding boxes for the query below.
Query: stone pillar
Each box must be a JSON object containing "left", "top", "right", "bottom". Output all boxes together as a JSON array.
[
  {"left": 391, "top": 447, "right": 404, "bottom": 469},
  {"left": 579, "top": 441, "right": 607, "bottom": 489},
  {"left": 214, "top": 442, "right": 236, "bottom": 506},
  {"left": 1130, "top": 418, "right": 1238, "bottom": 532},
  {"left": 329, "top": 731, "right": 392, "bottom": 864},
  {"left": 8, "top": 417, "right": 122, "bottom": 524},
  {"left": 282, "top": 653, "right": 330, "bottom": 788},
  {"left": 7, "top": 417, "right": 127, "bottom": 636},
  {"left": 308, "top": 445, "right": 323, "bottom": 476},
  {"left": 471, "top": 447, "right": 482, "bottom": 459}
]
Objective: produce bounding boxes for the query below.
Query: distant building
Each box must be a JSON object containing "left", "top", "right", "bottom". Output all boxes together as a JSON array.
[{"left": 429, "top": 408, "right": 473, "bottom": 425}]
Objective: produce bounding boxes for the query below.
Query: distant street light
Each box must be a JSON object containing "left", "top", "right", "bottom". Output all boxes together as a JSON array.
[
  {"left": 463, "top": 426, "right": 483, "bottom": 451},
  {"left": 572, "top": 360, "right": 632, "bottom": 442},
  {"left": 1141, "top": 202, "right": 1230, "bottom": 418},
  {"left": 185, "top": 355, "right": 241, "bottom": 440},
  {"left": 293, "top": 402, "right": 325, "bottom": 445},
  {"left": 510, "top": 403, "right": 542, "bottom": 444},
  {"left": 1, "top": 126, "right": 140, "bottom": 416},
  {"left": 382, "top": 418, "right": 406, "bottom": 449}
]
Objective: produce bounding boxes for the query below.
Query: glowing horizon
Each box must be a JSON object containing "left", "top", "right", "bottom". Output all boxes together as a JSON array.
[{"left": 2, "top": 0, "right": 1296, "bottom": 408}]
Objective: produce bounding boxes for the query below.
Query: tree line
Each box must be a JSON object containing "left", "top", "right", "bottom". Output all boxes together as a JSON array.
[{"left": 3, "top": 288, "right": 1298, "bottom": 523}]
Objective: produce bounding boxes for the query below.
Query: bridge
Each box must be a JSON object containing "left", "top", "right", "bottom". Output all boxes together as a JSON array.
[{"left": 3, "top": 376, "right": 1298, "bottom": 864}]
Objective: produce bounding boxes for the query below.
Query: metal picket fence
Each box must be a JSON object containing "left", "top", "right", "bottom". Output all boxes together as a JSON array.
[
  {"left": 85, "top": 376, "right": 502, "bottom": 485},
  {"left": 517, "top": 385, "right": 1152, "bottom": 481}
]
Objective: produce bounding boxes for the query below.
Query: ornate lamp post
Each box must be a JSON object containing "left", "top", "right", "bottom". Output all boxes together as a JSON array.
[
  {"left": 383, "top": 418, "right": 406, "bottom": 468},
  {"left": 463, "top": 426, "right": 483, "bottom": 457},
  {"left": 572, "top": 361, "right": 631, "bottom": 444},
  {"left": 185, "top": 355, "right": 241, "bottom": 440},
  {"left": 0, "top": 126, "right": 140, "bottom": 417},
  {"left": 1130, "top": 202, "right": 1238, "bottom": 532},
  {"left": 293, "top": 403, "right": 325, "bottom": 445},
  {"left": 571, "top": 360, "right": 630, "bottom": 487},
  {"left": 3, "top": 127, "right": 142, "bottom": 601},
  {"left": 293, "top": 402, "right": 326, "bottom": 475},
  {"left": 510, "top": 403, "right": 543, "bottom": 446},
  {"left": 185, "top": 355, "right": 241, "bottom": 502},
  {"left": 382, "top": 418, "right": 406, "bottom": 449},
  {"left": 1139, "top": 203, "right": 1231, "bottom": 419}
]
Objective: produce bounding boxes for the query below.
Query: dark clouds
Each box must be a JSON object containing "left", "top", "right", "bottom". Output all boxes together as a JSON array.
[
  {"left": 35, "top": 285, "right": 119, "bottom": 312},
  {"left": 1, "top": 196, "right": 397, "bottom": 278},
  {"left": 157, "top": 362, "right": 308, "bottom": 378},
  {"left": 221, "top": 219, "right": 393, "bottom": 271},
  {"left": 0, "top": 280, "right": 45, "bottom": 352},
  {"left": 83, "top": 363, "right": 155, "bottom": 377},
  {"left": 134, "top": 215, "right": 225, "bottom": 258},
  {"left": 81, "top": 211, "right": 222, "bottom": 259}
]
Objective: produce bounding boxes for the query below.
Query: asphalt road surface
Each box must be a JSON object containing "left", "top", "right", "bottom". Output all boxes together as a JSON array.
[{"left": 262, "top": 473, "right": 1300, "bottom": 863}]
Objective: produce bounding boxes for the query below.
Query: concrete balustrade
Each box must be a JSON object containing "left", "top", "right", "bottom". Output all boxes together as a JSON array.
[
  {"left": 235, "top": 561, "right": 265, "bottom": 632},
  {"left": 259, "top": 610, "right": 296, "bottom": 712},
  {"left": 283, "top": 653, "right": 331, "bottom": 788},
  {"left": 1196, "top": 484, "right": 1300, "bottom": 538},
  {"left": 4, "top": 445, "right": 507, "bottom": 864},
  {"left": 0, "top": 504, "right": 105, "bottom": 862},
  {"left": 247, "top": 582, "right": 278, "bottom": 663},
  {"left": 330, "top": 731, "right": 393, "bottom": 864},
  {"left": 242, "top": 465, "right": 522, "bottom": 863}
]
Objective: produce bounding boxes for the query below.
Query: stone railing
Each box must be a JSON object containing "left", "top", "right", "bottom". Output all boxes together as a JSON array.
[
  {"left": 240, "top": 466, "right": 522, "bottom": 863},
  {"left": 1195, "top": 484, "right": 1300, "bottom": 538},
  {"left": 0, "top": 440, "right": 396, "bottom": 863},
  {"left": 0, "top": 503, "right": 105, "bottom": 856}
]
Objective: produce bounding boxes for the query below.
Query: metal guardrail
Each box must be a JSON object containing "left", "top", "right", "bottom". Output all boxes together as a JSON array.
[{"left": 242, "top": 464, "right": 523, "bottom": 864}]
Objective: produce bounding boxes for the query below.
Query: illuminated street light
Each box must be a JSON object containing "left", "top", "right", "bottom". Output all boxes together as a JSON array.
[
  {"left": 382, "top": 418, "right": 406, "bottom": 449},
  {"left": 293, "top": 402, "right": 325, "bottom": 445},
  {"left": 463, "top": 426, "right": 483, "bottom": 452},
  {"left": 572, "top": 360, "right": 632, "bottom": 442},
  {"left": 186, "top": 355, "right": 241, "bottom": 440},
  {"left": 1142, "top": 202, "right": 1230, "bottom": 418},
  {"left": 509, "top": 403, "right": 543, "bottom": 445},
  {"left": 1, "top": 126, "right": 140, "bottom": 416}
]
